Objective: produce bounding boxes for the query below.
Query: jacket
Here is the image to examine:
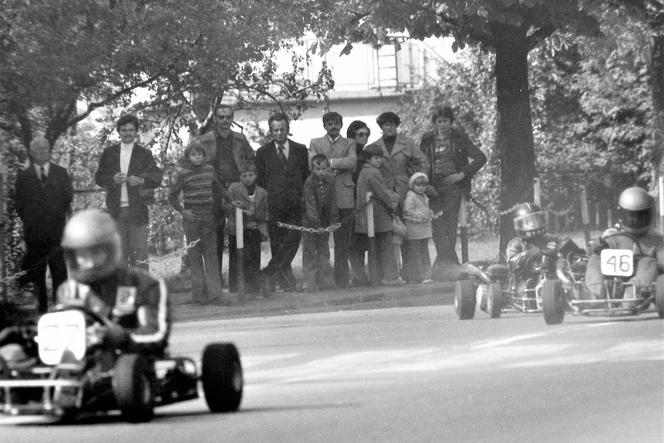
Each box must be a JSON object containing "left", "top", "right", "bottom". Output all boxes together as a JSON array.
[
  {"left": 302, "top": 172, "right": 338, "bottom": 228},
  {"left": 355, "top": 163, "right": 398, "bottom": 234},
  {"left": 14, "top": 162, "right": 72, "bottom": 243},
  {"left": 198, "top": 130, "right": 255, "bottom": 186},
  {"left": 403, "top": 190, "right": 433, "bottom": 240},
  {"left": 94, "top": 143, "right": 162, "bottom": 225},
  {"left": 222, "top": 182, "right": 269, "bottom": 236},
  {"left": 308, "top": 136, "right": 356, "bottom": 209},
  {"left": 255, "top": 139, "right": 309, "bottom": 210},
  {"left": 56, "top": 267, "right": 170, "bottom": 356},
  {"left": 368, "top": 134, "right": 430, "bottom": 202},
  {"left": 419, "top": 128, "right": 487, "bottom": 197}
]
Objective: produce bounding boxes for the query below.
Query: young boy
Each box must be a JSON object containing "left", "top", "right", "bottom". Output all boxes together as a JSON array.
[
  {"left": 301, "top": 154, "right": 338, "bottom": 293},
  {"left": 224, "top": 161, "right": 269, "bottom": 296},
  {"left": 402, "top": 172, "right": 433, "bottom": 284},
  {"left": 354, "top": 145, "right": 402, "bottom": 286},
  {"left": 169, "top": 141, "right": 223, "bottom": 304}
]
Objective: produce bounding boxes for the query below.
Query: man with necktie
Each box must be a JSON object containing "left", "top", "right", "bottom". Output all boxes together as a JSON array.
[
  {"left": 14, "top": 135, "right": 73, "bottom": 312},
  {"left": 255, "top": 113, "right": 309, "bottom": 295}
]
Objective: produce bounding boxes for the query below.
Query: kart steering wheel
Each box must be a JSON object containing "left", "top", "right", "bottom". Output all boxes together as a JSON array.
[{"left": 50, "top": 305, "right": 113, "bottom": 329}]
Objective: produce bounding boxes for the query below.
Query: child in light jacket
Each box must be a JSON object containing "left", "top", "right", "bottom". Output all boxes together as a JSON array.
[{"left": 402, "top": 172, "right": 433, "bottom": 283}]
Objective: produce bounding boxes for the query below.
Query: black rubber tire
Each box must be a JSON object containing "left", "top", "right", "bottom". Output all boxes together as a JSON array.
[
  {"left": 201, "top": 343, "right": 243, "bottom": 413},
  {"left": 655, "top": 275, "right": 664, "bottom": 319},
  {"left": 455, "top": 280, "right": 476, "bottom": 320},
  {"left": 542, "top": 279, "right": 565, "bottom": 325},
  {"left": 487, "top": 283, "right": 503, "bottom": 319},
  {"left": 112, "top": 354, "right": 155, "bottom": 423}
]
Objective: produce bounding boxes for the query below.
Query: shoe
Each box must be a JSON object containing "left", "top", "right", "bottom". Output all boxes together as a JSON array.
[
  {"left": 422, "top": 279, "right": 434, "bottom": 284},
  {"left": 352, "top": 277, "right": 370, "bottom": 287}
]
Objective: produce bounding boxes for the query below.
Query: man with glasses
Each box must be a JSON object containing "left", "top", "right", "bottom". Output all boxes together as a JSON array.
[{"left": 199, "top": 104, "right": 255, "bottom": 288}]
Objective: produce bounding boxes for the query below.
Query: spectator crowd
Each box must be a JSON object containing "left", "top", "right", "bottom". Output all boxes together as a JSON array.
[{"left": 14, "top": 104, "right": 487, "bottom": 308}]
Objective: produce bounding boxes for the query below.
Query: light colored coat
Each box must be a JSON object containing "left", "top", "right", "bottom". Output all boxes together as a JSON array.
[
  {"left": 368, "top": 134, "right": 430, "bottom": 202},
  {"left": 403, "top": 190, "right": 433, "bottom": 240},
  {"left": 308, "top": 135, "right": 357, "bottom": 209}
]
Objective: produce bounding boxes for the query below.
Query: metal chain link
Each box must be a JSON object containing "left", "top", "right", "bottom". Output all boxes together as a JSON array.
[{"left": 135, "top": 238, "right": 200, "bottom": 266}]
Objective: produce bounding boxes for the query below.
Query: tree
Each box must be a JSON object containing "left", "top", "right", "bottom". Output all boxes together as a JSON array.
[
  {"left": 305, "top": 0, "right": 601, "bottom": 253},
  {"left": 0, "top": 0, "right": 332, "bottom": 150}
]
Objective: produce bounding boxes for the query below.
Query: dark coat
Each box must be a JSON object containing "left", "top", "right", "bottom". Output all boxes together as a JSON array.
[
  {"left": 255, "top": 139, "right": 309, "bottom": 211},
  {"left": 95, "top": 143, "right": 162, "bottom": 225},
  {"left": 15, "top": 162, "right": 73, "bottom": 243},
  {"left": 355, "top": 163, "right": 398, "bottom": 234},
  {"left": 302, "top": 173, "right": 338, "bottom": 228},
  {"left": 419, "top": 128, "right": 487, "bottom": 197}
]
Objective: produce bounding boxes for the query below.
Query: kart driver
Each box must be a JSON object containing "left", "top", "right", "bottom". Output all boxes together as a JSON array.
[
  {"left": 585, "top": 186, "right": 664, "bottom": 299},
  {"left": 506, "top": 202, "right": 582, "bottom": 295},
  {"left": 56, "top": 209, "right": 171, "bottom": 355}
]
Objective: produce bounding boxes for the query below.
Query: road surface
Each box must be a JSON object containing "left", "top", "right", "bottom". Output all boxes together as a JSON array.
[{"left": 2, "top": 306, "right": 663, "bottom": 442}]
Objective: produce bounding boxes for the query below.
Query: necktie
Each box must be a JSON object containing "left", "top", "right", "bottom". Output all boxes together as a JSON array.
[
  {"left": 40, "top": 166, "right": 47, "bottom": 183},
  {"left": 277, "top": 144, "right": 287, "bottom": 162}
]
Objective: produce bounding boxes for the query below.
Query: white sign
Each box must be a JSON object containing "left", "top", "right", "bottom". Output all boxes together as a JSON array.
[
  {"left": 36, "top": 310, "right": 87, "bottom": 365},
  {"left": 600, "top": 249, "right": 634, "bottom": 277}
]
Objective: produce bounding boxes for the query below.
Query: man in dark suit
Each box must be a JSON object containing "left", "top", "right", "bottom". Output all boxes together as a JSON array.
[
  {"left": 256, "top": 113, "right": 309, "bottom": 294},
  {"left": 95, "top": 114, "right": 162, "bottom": 270},
  {"left": 14, "top": 135, "right": 73, "bottom": 313}
]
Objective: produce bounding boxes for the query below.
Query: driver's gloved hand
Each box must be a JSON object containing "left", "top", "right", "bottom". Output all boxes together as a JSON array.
[{"left": 101, "top": 323, "right": 130, "bottom": 348}]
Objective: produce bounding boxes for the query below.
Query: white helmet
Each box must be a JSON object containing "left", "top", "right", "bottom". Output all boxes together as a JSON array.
[
  {"left": 61, "top": 210, "right": 122, "bottom": 283},
  {"left": 618, "top": 187, "right": 652, "bottom": 234}
]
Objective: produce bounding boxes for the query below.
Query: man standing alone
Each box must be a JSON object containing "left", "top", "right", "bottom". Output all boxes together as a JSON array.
[
  {"left": 308, "top": 112, "right": 356, "bottom": 288},
  {"left": 256, "top": 113, "right": 309, "bottom": 294},
  {"left": 95, "top": 114, "right": 162, "bottom": 270},
  {"left": 199, "top": 104, "right": 255, "bottom": 286},
  {"left": 14, "top": 135, "right": 72, "bottom": 312}
]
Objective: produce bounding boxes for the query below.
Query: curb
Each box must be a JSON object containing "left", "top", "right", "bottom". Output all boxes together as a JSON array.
[{"left": 170, "top": 281, "right": 457, "bottom": 322}]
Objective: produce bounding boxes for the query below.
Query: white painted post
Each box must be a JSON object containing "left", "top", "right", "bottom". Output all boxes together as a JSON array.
[
  {"left": 235, "top": 206, "right": 245, "bottom": 299},
  {"left": 659, "top": 176, "right": 664, "bottom": 236},
  {"left": 366, "top": 192, "right": 378, "bottom": 286}
]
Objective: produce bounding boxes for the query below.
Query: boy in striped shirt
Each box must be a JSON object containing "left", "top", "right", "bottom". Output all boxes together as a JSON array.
[{"left": 169, "top": 141, "right": 224, "bottom": 304}]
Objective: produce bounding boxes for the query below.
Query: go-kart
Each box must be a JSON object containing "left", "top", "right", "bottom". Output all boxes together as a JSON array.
[
  {"left": 0, "top": 306, "right": 243, "bottom": 422},
  {"left": 454, "top": 239, "right": 585, "bottom": 321},
  {"left": 542, "top": 233, "right": 664, "bottom": 324}
]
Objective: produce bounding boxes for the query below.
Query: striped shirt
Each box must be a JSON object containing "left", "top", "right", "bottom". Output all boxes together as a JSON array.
[{"left": 169, "top": 163, "right": 217, "bottom": 212}]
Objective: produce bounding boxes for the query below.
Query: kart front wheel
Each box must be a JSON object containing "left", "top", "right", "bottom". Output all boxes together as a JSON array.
[
  {"left": 655, "top": 275, "right": 664, "bottom": 319},
  {"left": 455, "top": 280, "right": 476, "bottom": 320},
  {"left": 542, "top": 279, "right": 565, "bottom": 325},
  {"left": 201, "top": 343, "right": 243, "bottom": 413},
  {"left": 112, "top": 354, "right": 155, "bottom": 423},
  {"left": 487, "top": 283, "right": 503, "bottom": 319}
]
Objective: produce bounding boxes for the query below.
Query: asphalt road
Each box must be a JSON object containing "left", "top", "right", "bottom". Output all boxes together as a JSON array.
[{"left": 2, "top": 306, "right": 663, "bottom": 442}]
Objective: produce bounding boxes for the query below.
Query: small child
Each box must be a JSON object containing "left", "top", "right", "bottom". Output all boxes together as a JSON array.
[
  {"left": 301, "top": 154, "right": 337, "bottom": 292},
  {"left": 169, "top": 141, "right": 223, "bottom": 304},
  {"left": 224, "top": 161, "right": 269, "bottom": 296},
  {"left": 402, "top": 172, "right": 433, "bottom": 283},
  {"left": 355, "top": 145, "right": 402, "bottom": 286}
]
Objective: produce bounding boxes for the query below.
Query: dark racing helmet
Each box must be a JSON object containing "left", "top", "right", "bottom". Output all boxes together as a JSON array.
[
  {"left": 513, "top": 202, "right": 546, "bottom": 239},
  {"left": 61, "top": 210, "right": 122, "bottom": 283},
  {"left": 618, "top": 187, "right": 652, "bottom": 234}
]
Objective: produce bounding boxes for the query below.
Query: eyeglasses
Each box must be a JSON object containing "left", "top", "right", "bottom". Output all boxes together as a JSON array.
[{"left": 355, "top": 132, "right": 370, "bottom": 137}]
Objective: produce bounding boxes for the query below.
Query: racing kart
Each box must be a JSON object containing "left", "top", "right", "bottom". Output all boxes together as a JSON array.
[
  {"left": 454, "top": 239, "right": 585, "bottom": 321},
  {"left": 0, "top": 306, "right": 243, "bottom": 423},
  {"left": 542, "top": 234, "right": 664, "bottom": 324}
]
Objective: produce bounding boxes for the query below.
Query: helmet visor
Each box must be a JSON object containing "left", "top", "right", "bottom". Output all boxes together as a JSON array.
[
  {"left": 514, "top": 211, "right": 546, "bottom": 233},
  {"left": 620, "top": 208, "right": 651, "bottom": 233},
  {"left": 63, "top": 243, "right": 117, "bottom": 283}
]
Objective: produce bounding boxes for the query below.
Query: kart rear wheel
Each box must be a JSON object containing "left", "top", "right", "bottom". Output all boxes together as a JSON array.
[
  {"left": 201, "top": 343, "right": 243, "bottom": 413},
  {"left": 542, "top": 279, "right": 565, "bottom": 325},
  {"left": 455, "top": 280, "right": 476, "bottom": 320},
  {"left": 655, "top": 275, "right": 664, "bottom": 319},
  {"left": 112, "top": 354, "right": 155, "bottom": 423},
  {"left": 487, "top": 283, "right": 503, "bottom": 319}
]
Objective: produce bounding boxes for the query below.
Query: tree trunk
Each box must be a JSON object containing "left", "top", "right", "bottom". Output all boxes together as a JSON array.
[
  {"left": 492, "top": 22, "right": 536, "bottom": 257},
  {"left": 652, "top": 32, "right": 664, "bottom": 191}
]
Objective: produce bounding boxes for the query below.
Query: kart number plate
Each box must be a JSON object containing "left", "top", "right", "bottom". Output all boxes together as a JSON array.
[
  {"left": 37, "top": 310, "right": 87, "bottom": 365},
  {"left": 600, "top": 249, "right": 633, "bottom": 277}
]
